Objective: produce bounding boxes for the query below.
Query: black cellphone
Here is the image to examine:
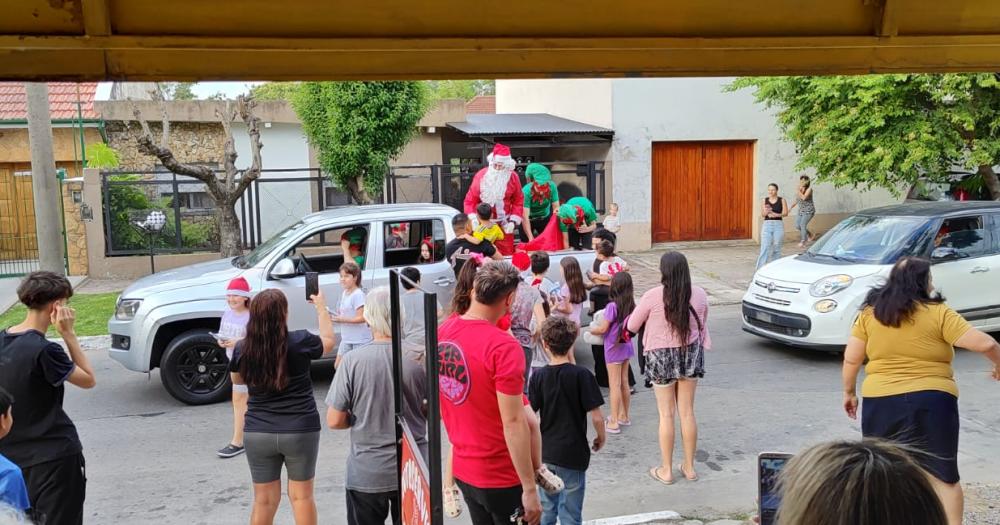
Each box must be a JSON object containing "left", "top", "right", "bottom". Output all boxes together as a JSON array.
[
  {"left": 758, "top": 452, "right": 793, "bottom": 525},
  {"left": 305, "top": 272, "right": 319, "bottom": 302}
]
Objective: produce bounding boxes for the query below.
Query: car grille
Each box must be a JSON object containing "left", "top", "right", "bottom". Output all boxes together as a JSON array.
[
  {"left": 752, "top": 294, "right": 791, "bottom": 307},
  {"left": 743, "top": 302, "right": 811, "bottom": 338},
  {"left": 754, "top": 280, "right": 801, "bottom": 294}
]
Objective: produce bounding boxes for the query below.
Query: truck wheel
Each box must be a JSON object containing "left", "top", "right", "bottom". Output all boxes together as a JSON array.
[{"left": 160, "top": 329, "right": 231, "bottom": 405}]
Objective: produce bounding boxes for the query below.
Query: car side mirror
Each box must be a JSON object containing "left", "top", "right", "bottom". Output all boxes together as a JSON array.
[
  {"left": 931, "top": 247, "right": 959, "bottom": 262},
  {"left": 270, "top": 258, "right": 297, "bottom": 279}
]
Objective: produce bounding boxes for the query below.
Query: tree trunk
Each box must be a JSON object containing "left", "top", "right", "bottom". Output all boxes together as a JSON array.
[
  {"left": 979, "top": 164, "right": 1000, "bottom": 200},
  {"left": 217, "top": 203, "right": 242, "bottom": 257},
  {"left": 346, "top": 176, "right": 374, "bottom": 204}
]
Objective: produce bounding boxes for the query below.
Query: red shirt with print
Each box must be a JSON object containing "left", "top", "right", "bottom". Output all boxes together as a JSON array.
[{"left": 437, "top": 315, "right": 525, "bottom": 488}]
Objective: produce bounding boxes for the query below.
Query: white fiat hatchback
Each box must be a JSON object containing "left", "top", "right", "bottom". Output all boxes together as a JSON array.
[{"left": 742, "top": 201, "right": 1000, "bottom": 350}]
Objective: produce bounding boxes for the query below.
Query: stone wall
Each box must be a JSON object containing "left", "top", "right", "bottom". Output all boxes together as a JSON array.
[
  {"left": 104, "top": 121, "right": 226, "bottom": 170},
  {"left": 61, "top": 178, "right": 88, "bottom": 276}
]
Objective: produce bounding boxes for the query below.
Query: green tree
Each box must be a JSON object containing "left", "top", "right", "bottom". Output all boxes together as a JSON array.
[
  {"left": 727, "top": 74, "right": 1000, "bottom": 199},
  {"left": 425, "top": 80, "right": 495, "bottom": 101},
  {"left": 251, "top": 82, "right": 302, "bottom": 101},
  {"left": 292, "top": 81, "right": 428, "bottom": 203},
  {"left": 85, "top": 142, "right": 120, "bottom": 168},
  {"left": 160, "top": 82, "right": 197, "bottom": 100}
]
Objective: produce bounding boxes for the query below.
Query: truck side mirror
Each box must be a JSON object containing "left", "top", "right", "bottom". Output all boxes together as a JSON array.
[{"left": 270, "top": 258, "right": 297, "bottom": 279}]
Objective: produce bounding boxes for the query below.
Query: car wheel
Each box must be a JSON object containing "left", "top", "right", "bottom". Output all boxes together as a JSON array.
[{"left": 160, "top": 329, "right": 232, "bottom": 405}]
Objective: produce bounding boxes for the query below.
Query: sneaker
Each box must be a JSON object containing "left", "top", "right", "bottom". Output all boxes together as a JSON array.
[
  {"left": 217, "top": 444, "right": 245, "bottom": 458},
  {"left": 536, "top": 465, "right": 565, "bottom": 494},
  {"left": 443, "top": 484, "right": 463, "bottom": 518}
]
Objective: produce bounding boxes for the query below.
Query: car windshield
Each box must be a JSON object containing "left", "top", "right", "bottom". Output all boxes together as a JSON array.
[
  {"left": 805, "top": 215, "right": 929, "bottom": 264},
  {"left": 234, "top": 220, "right": 309, "bottom": 268}
]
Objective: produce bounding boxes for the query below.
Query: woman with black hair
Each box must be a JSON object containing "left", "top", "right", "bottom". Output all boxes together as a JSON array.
[
  {"left": 627, "top": 252, "right": 711, "bottom": 485},
  {"left": 230, "top": 289, "right": 335, "bottom": 525},
  {"left": 843, "top": 257, "right": 1000, "bottom": 525}
]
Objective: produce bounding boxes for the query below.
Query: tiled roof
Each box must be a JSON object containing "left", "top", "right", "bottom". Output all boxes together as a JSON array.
[
  {"left": 448, "top": 113, "right": 614, "bottom": 137},
  {"left": 0, "top": 82, "right": 100, "bottom": 121},
  {"left": 466, "top": 95, "right": 496, "bottom": 115}
]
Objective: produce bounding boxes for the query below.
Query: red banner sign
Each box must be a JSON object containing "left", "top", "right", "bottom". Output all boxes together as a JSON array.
[{"left": 400, "top": 423, "right": 431, "bottom": 525}]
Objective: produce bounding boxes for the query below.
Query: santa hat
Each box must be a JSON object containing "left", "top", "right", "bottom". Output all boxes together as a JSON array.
[
  {"left": 511, "top": 251, "right": 531, "bottom": 272},
  {"left": 226, "top": 276, "right": 252, "bottom": 298},
  {"left": 486, "top": 143, "right": 514, "bottom": 167}
]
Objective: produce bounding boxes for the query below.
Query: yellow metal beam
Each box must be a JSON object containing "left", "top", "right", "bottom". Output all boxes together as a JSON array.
[
  {"left": 3, "top": 34, "right": 1000, "bottom": 81},
  {"left": 81, "top": 0, "right": 112, "bottom": 37}
]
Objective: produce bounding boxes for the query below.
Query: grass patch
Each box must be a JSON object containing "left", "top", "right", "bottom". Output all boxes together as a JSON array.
[{"left": 0, "top": 292, "right": 119, "bottom": 337}]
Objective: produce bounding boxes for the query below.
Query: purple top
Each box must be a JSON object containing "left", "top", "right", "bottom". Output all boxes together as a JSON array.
[{"left": 602, "top": 302, "right": 634, "bottom": 364}]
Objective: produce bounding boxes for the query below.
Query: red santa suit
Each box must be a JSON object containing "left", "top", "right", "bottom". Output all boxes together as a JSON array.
[{"left": 463, "top": 143, "right": 524, "bottom": 255}]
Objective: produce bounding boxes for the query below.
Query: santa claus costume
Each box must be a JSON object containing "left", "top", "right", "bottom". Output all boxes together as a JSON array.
[{"left": 463, "top": 143, "right": 524, "bottom": 256}]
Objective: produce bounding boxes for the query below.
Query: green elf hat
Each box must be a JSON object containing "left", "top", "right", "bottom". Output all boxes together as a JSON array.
[
  {"left": 525, "top": 163, "right": 551, "bottom": 185},
  {"left": 558, "top": 201, "right": 584, "bottom": 225}
]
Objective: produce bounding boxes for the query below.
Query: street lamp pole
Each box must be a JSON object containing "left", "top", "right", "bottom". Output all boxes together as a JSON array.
[{"left": 131, "top": 210, "right": 167, "bottom": 275}]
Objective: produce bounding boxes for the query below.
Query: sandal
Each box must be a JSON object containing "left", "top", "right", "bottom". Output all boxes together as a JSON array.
[
  {"left": 605, "top": 417, "right": 621, "bottom": 434},
  {"left": 443, "top": 484, "right": 463, "bottom": 518},
  {"left": 681, "top": 466, "right": 700, "bottom": 482},
  {"left": 618, "top": 419, "right": 632, "bottom": 427},
  {"left": 649, "top": 467, "right": 675, "bottom": 485},
  {"left": 536, "top": 465, "right": 565, "bottom": 494}
]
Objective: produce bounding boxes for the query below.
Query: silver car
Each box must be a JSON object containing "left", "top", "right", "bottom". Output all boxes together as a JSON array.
[{"left": 109, "top": 203, "right": 595, "bottom": 405}]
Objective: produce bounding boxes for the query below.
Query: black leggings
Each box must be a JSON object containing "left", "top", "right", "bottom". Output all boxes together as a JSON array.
[{"left": 590, "top": 288, "right": 636, "bottom": 388}]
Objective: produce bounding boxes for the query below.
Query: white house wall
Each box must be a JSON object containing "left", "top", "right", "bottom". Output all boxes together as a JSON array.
[
  {"left": 496, "top": 79, "right": 614, "bottom": 129},
  {"left": 610, "top": 77, "right": 896, "bottom": 251},
  {"left": 233, "top": 122, "right": 314, "bottom": 240}
]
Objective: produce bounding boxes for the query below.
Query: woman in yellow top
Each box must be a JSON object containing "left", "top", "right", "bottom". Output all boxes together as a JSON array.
[{"left": 842, "top": 257, "right": 1000, "bottom": 525}]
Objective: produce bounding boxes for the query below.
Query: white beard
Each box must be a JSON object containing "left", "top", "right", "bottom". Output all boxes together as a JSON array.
[{"left": 480, "top": 167, "right": 509, "bottom": 212}]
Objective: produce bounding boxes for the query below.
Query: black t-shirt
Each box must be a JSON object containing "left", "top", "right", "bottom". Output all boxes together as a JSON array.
[
  {"left": 0, "top": 329, "right": 82, "bottom": 467},
  {"left": 230, "top": 329, "right": 324, "bottom": 433},
  {"left": 528, "top": 363, "right": 604, "bottom": 471},
  {"left": 445, "top": 237, "right": 497, "bottom": 276}
]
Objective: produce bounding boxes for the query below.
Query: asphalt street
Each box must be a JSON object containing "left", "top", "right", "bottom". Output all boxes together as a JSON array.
[{"left": 67, "top": 304, "right": 1000, "bottom": 524}]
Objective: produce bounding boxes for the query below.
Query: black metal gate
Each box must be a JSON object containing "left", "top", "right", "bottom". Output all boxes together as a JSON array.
[{"left": 100, "top": 161, "right": 608, "bottom": 256}]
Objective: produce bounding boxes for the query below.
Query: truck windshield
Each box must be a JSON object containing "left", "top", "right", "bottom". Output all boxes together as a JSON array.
[
  {"left": 234, "top": 221, "right": 308, "bottom": 268},
  {"left": 805, "top": 215, "right": 929, "bottom": 264}
]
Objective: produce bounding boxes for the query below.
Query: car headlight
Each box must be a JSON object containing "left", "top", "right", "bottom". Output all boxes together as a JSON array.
[
  {"left": 115, "top": 299, "right": 143, "bottom": 320},
  {"left": 809, "top": 274, "right": 853, "bottom": 297},
  {"left": 813, "top": 299, "right": 838, "bottom": 313}
]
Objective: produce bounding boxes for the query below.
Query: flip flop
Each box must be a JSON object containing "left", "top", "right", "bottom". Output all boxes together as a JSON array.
[
  {"left": 618, "top": 419, "right": 632, "bottom": 427},
  {"left": 605, "top": 417, "right": 621, "bottom": 434},
  {"left": 649, "top": 467, "right": 675, "bottom": 485},
  {"left": 681, "top": 466, "right": 700, "bottom": 482}
]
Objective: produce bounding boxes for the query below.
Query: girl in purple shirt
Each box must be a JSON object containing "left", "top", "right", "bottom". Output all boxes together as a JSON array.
[{"left": 587, "top": 272, "right": 635, "bottom": 434}]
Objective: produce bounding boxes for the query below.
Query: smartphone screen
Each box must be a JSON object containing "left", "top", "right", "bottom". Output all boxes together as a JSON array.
[
  {"left": 305, "top": 272, "right": 319, "bottom": 302},
  {"left": 758, "top": 453, "right": 792, "bottom": 525}
]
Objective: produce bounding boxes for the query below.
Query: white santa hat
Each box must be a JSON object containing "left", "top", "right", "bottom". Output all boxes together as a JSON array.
[{"left": 486, "top": 143, "right": 515, "bottom": 169}]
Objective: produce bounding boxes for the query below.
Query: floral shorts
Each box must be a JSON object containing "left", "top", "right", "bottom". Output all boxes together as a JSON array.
[{"left": 644, "top": 343, "right": 705, "bottom": 386}]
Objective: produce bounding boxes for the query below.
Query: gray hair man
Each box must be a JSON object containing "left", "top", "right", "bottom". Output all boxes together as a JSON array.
[{"left": 326, "top": 287, "right": 427, "bottom": 525}]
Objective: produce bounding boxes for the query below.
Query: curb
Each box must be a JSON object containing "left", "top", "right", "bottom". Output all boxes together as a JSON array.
[{"left": 584, "top": 510, "right": 683, "bottom": 525}]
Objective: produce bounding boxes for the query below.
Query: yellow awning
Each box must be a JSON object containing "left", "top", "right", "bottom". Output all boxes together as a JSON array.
[{"left": 3, "top": 0, "right": 1000, "bottom": 80}]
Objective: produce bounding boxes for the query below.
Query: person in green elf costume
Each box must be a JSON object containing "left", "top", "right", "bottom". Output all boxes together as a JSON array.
[
  {"left": 558, "top": 196, "right": 598, "bottom": 250},
  {"left": 340, "top": 226, "right": 367, "bottom": 267},
  {"left": 521, "top": 163, "right": 561, "bottom": 241}
]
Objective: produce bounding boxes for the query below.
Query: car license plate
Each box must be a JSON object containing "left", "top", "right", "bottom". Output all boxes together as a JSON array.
[{"left": 754, "top": 311, "right": 773, "bottom": 324}]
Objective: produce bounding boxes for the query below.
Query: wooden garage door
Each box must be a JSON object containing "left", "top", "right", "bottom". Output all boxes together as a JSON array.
[
  {"left": 0, "top": 164, "right": 38, "bottom": 261},
  {"left": 651, "top": 141, "right": 753, "bottom": 242}
]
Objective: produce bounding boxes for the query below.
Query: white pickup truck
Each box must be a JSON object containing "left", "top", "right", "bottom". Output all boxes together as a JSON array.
[{"left": 108, "top": 203, "right": 596, "bottom": 405}]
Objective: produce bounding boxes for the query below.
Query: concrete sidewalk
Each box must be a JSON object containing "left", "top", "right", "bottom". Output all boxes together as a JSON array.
[{"left": 624, "top": 240, "right": 804, "bottom": 306}]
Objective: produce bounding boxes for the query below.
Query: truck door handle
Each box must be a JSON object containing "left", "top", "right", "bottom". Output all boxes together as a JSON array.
[
  {"left": 970, "top": 266, "right": 990, "bottom": 274},
  {"left": 434, "top": 277, "right": 455, "bottom": 286}
]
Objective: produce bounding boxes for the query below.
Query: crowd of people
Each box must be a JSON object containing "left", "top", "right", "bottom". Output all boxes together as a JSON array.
[{"left": 1, "top": 144, "right": 1000, "bottom": 525}]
